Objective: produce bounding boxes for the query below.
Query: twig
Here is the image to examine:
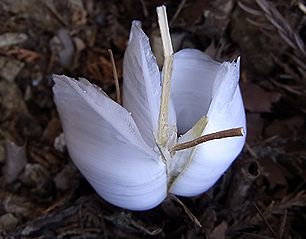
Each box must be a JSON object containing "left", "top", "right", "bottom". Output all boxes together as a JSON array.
[
  {"left": 170, "top": 195, "right": 202, "bottom": 228},
  {"left": 139, "top": 0, "right": 148, "bottom": 17},
  {"left": 279, "top": 209, "right": 287, "bottom": 239},
  {"left": 242, "top": 233, "right": 274, "bottom": 239},
  {"left": 238, "top": 1, "right": 262, "bottom": 16},
  {"left": 239, "top": 0, "right": 306, "bottom": 56},
  {"left": 170, "top": 0, "right": 187, "bottom": 26},
  {"left": 254, "top": 203, "right": 279, "bottom": 239},
  {"left": 226, "top": 158, "right": 259, "bottom": 208},
  {"left": 171, "top": 127, "right": 244, "bottom": 153},
  {"left": 257, "top": 0, "right": 305, "bottom": 56},
  {"left": 108, "top": 49, "right": 121, "bottom": 105},
  {"left": 41, "top": 1, "right": 67, "bottom": 27},
  {"left": 156, "top": 6, "right": 174, "bottom": 146}
]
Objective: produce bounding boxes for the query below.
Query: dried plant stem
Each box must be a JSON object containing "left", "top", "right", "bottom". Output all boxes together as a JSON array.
[
  {"left": 171, "top": 127, "right": 244, "bottom": 153},
  {"left": 239, "top": 0, "right": 306, "bottom": 56},
  {"left": 108, "top": 49, "right": 121, "bottom": 105},
  {"left": 299, "top": 2, "right": 306, "bottom": 14},
  {"left": 42, "top": 1, "right": 67, "bottom": 27},
  {"left": 170, "top": 0, "right": 187, "bottom": 26},
  {"left": 156, "top": 6, "right": 174, "bottom": 146},
  {"left": 170, "top": 195, "right": 202, "bottom": 228},
  {"left": 254, "top": 203, "right": 279, "bottom": 239}
]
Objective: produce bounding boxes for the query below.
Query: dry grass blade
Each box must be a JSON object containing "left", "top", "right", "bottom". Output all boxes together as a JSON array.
[
  {"left": 255, "top": 0, "right": 306, "bottom": 56},
  {"left": 254, "top": 203, "right": 279, "bottom": 239},
  {"left": 246, "top": 18, "right": 274, "bottom": 30},
  {"left": 170, "top": 0, "right": 187, "bottom": 26},
  {"left": 41, "top": 1, "right": 67, "bottom": 27},
  {"left": 238, "top": 1, "right": 263, "bottom": 16},
  {"left": 108, "top": 49, "right": 121, "bottom": 105},
  {"left": 170, "top": 195, "right": 202, "bottom": 228},
  {"left": 279, "top": 209, "right": 287, "bottom": 239},
  {"left": 239, "top": 0, "right": 306, "bottom": 56},
  {"left": 298, "top": 2, "right": 306, "bottom": 14}
]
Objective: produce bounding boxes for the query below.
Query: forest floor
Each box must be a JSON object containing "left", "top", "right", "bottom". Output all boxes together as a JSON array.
[{"left": 0, "top": 0, "right": 306, "bottom": 238}]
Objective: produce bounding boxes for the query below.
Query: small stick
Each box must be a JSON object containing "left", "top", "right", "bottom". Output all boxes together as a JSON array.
[
  {"left": 108, "top": 49, "right": 121, "bottom": 105},
  {"left": 139, "top": 0, "right": 149, "bottom": 17},
  {"left": 171, "top": 127, "right": 244, "bottom": 153},
  {"left": 170, "top": 195, "right": 202, "bottom": 228},
  {"left": 42, "top": 1, "right": 67, "bottom": 27},
  {"left": 170, "top": 0, "right": 187, "bottom": 26},
  {"left": 156, "top": 6, "right": 174, "bottom": 146},
  {"left": 254, "top": 203, "right": 279, "bottom": 239}
]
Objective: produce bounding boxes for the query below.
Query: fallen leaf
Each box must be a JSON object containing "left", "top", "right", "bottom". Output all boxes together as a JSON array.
[
  {"left": 246, "top": 113, "right": 264, "bottom": 143},
  {"left": 259, "top": 157, "right": 289, "bottom": 189},
  {"left": 0, "top": 56, "right": 24, "bottom": 82},
  {"left": 2, "top": 142, "right": 27, "bottom": 184},
  {"left": 241, "top": 82, "right": 281, "bottom": 112},
  {"left": 70, "top": 0, "right": 87, "bottom": 26},
  {"left": 0, "top": 141, "right": 5, "bottom": 163},
  {"left": 264, "top": 116, "right": 304, "bottom": 138},
  {"left": 72, "top": 37, "right": 86, "bottom": 69},
  {"left": 20, "top": 163, "right": 53, "bottom": 196},
  {"left": 6, "top": 47, "right": 40, "bottom": 63},
  {"left": 54, "top": 164, "right": 79, "bottom": 191},
  {"left": 0, "top": 32, "right": 28, "bottom": 47},
  {"left": 42, "top": 117, "right": 62, "bottom": 145},
  {"left": 0, "top": 213, "right": 19, "bottom": 231},
  {"left": 208, "top": 221, "right": 228, "bottom": 239},
  {"left": 49, "top": 29, "right": 74, "bottom": 69},
  {"left": 4, "top": 195, "right": 34, "bottom": 218}
]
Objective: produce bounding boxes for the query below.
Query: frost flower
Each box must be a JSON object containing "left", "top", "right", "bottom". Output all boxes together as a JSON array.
[{"left": 53, "top": 7, "right": 246, "bottom": 211}]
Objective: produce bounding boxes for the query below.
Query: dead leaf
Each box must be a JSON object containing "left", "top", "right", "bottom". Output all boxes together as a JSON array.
[
  {"left": 70, "top": 0, "right": 87, "bottom": 26},
  {"left": 208, "top": 221, "right": 228, "bottom": 239},
  {"left": 0, "top": 56, "right": 24, "bottom": 82},
  {"left": 54, "top": 133, "right": 66, "bottom": 152},
  {"left": 241, "top": 82, "right": 281, "bottom": 112},
  {"left": 0, "top": 213, "right": 19, "bottom": 231},
  {"left": 6, "top": 47, "right": 40, "bottom": 63},
  {"left": 0, "top": 141, "right": 5, "bottom": 163},
  {"left": 72, "top": 37, "right": 86, "bottom": 69},
  {"left": 181, "top": 0, "right": 208, "bottom": 25},
  {"left": 202, "top": 0, "right": 234, "bottom": 37},
  {"left": 20, "top": 163, "right": 53, "bottom": 196},
  {"left": 0, "top": 32, "right": 28, "bottom": 47},
  {"left": 264, "top": 116, "right": 304, "bottom": 138},
  {"left": 4, "top": 195, "right": 34, "bottom": 218},
  {"left": 246, "top": 113, "right": 264, "bottom": 143},
  {"left": 2, "top": 142, "right": 27, "bottom": 184},
  {"left": 199, "top": 207, "right": 217, "bottom": 232},
  {"left": 49, "top": 29, "right": 74, "bottom": 69},
  {"left": 54, "top": 164, "right": 79, "bottom": 191},
  {"left": 42, "top": 117, "right": 62, "bottom": 145},
  {"left": 0, "top": 81, "right": 29, "bottom": 128},
  {"left": 259, "top": 157, "right": 289, "bottom": 189},
  {"left": 1, "top": 0, "right": 64, "bottom": 31},
  {"left": 84, "top": 53, "right": 122, "bottom": 89}
]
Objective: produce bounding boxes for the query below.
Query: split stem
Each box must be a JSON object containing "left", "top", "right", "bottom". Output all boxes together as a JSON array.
[
  {"left": 156, "top": 5, "right": 174, "bottom": 146},
  {"left": 171, "top": 127, "right": 244, "bottom": 153}
]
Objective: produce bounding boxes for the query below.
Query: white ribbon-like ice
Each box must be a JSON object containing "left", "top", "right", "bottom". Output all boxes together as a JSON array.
[{"left": 53, "top": 21, "right": 246, "bottom": 210}]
